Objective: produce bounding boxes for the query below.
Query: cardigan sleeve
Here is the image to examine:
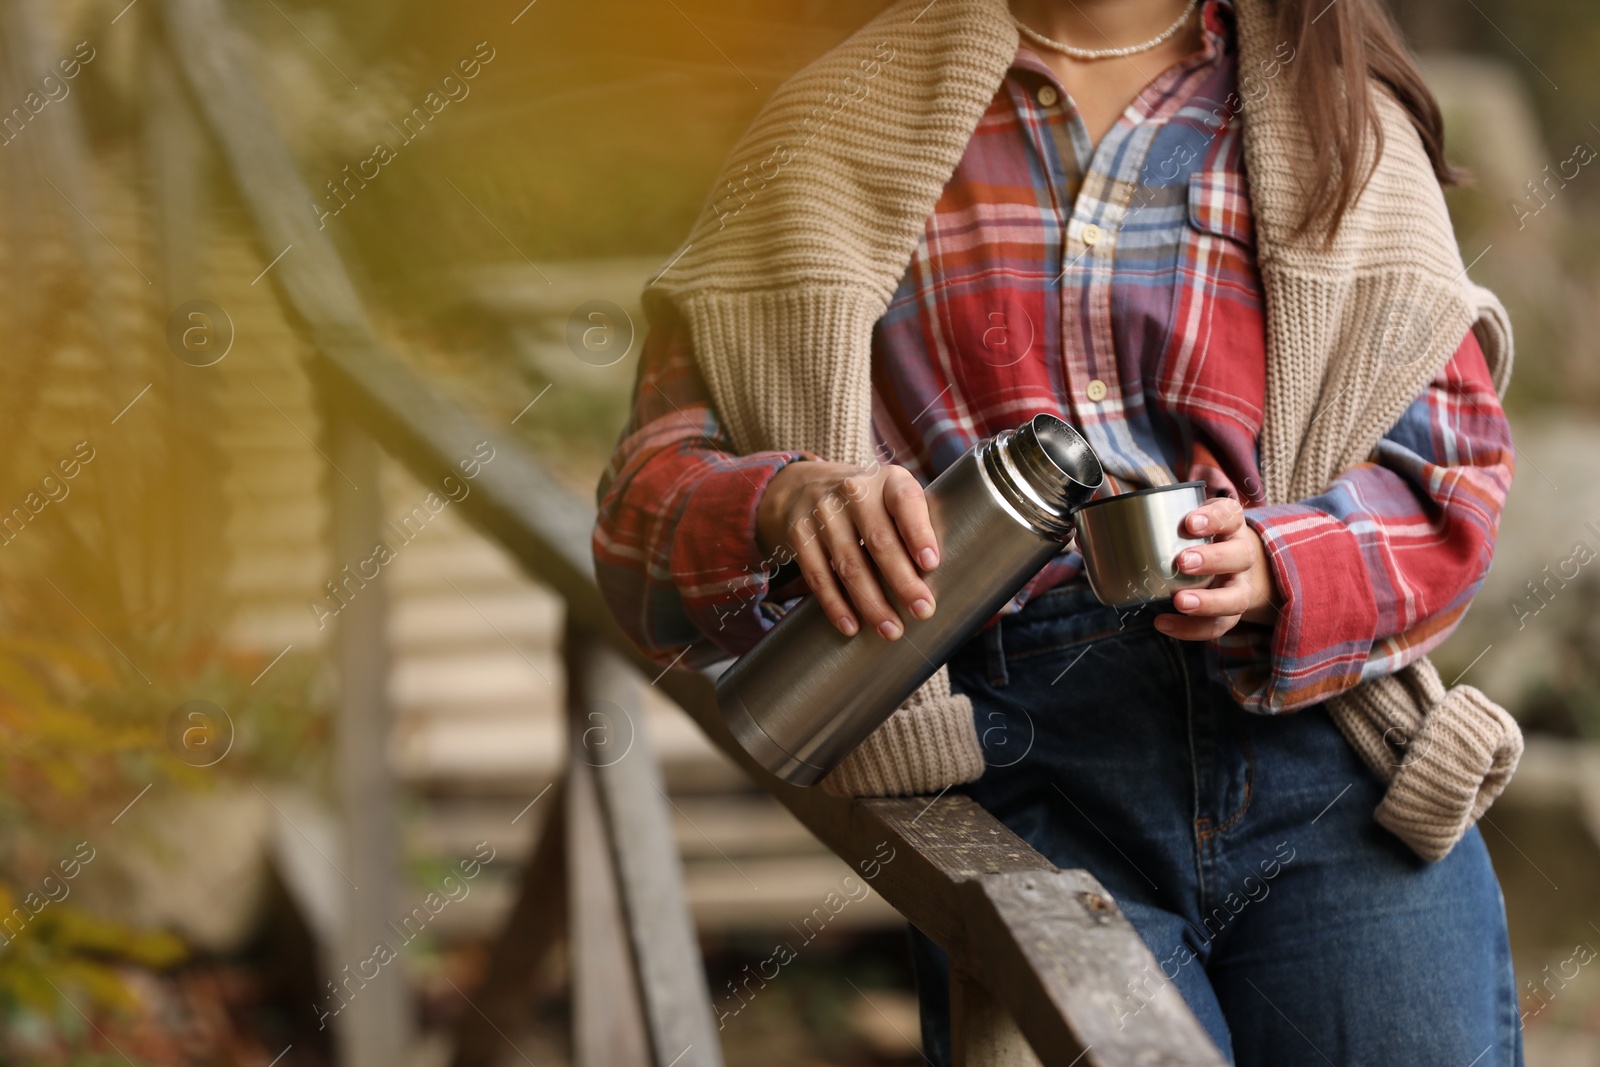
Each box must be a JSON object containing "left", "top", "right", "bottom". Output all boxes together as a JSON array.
[
  {"left": 592, "top": 302, "right": 809, "bottom": 667},
  {"left": 1211, "top": 329, "right": 1514, "bottom": 712}
]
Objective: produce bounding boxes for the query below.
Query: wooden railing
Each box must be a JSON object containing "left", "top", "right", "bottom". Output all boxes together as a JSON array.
[{"left": 158, "top": 0, "right": 1229, "bottom": 1063}]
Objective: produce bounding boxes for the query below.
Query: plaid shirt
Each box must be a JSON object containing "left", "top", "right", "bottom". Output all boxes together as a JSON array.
[{"left": 593, "top": 0, "right": 1513, "bottom": 713}]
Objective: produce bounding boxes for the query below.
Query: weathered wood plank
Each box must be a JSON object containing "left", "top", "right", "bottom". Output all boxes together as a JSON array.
[
  {"left": 960, "top": 871, "right": 1222, "bottom": 1066},
  {"left": 582, "top": 643, "right": 723, "bottom": 1067}
]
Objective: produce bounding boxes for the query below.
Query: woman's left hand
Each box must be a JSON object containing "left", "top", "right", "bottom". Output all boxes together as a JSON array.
[{"left": 1154, "top": 497, "right": 1282, "bottom": 641}]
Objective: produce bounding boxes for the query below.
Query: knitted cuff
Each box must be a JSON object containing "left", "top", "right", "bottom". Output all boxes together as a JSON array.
[
  {"left": 1374, "top": 684, "right": 1523, "bottom": 863},
  {"left": 1468, "top": 283, "right": 1515, "bottom": 397},
  {"left": 1326, "top": 673, "right": 1422, "bottom": 786},
  {"left": 819, "top": 667, "right": 985, "bottom": 797}
]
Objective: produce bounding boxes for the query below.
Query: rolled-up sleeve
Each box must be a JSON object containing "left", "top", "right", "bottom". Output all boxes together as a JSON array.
[
  {"left": 1213, "top": 329, "right": 1514, "bottom": 712},
  {"left": 593, "top": 303, "right": 808, "bottom": 667}
]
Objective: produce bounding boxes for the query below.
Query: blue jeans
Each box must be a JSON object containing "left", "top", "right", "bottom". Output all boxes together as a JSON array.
[{"left": 910, "top": 582, "right": 1522, "bottom": 1066}]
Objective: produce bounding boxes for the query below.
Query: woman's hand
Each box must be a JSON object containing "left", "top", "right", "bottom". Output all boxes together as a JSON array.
[
  {"left": 756, "top": 461, "right": 938, "bottom": 640},
  {"left": 1154, "top": 497, "right": 1281, "bottom": 641}
]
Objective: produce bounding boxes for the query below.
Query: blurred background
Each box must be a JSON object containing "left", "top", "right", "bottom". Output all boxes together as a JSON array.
[{"left": 2, "top": 0, "right": 1599, "bottom": 1063}]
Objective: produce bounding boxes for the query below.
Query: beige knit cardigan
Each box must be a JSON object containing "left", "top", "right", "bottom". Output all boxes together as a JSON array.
[{"left": 641, "top": 0, "right": 1522, "bottom": 862}]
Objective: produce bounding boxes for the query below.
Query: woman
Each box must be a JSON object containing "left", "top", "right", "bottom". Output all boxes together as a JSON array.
[{"left": 594, "top": 0, "right": 1524, "bottom": 1061}]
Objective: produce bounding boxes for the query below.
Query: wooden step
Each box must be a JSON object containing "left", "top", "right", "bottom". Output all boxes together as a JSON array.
[
  {"left": 224, "top": 557, "right": 328, "bottom": 595},
  {"left": 393, "top": 709, "right": 746, "bottom": 795},
  {"left": 384, "top": 535, "right": 528, "bottom": 587},
  {"left": 223, "top": 463, "right": 329, "bottom": 496},
  {"left": 223, "top": 608, "right": 329, "bottom": 653},
  {"left": 389, "top": 592, "right": 561, "bottom": 654},
  {"left": 394, "top": 714, "right": 563, "bottom": 782},
  {"left": 224, "top": 503, "right": 325, "bottom": 542},
  {"left": 392, "top": 652, "right": 559, "bottom": 707},
  {"left": 408, "top": 793, "right": 827, "bottom": 867},
  {"left": 418, "top": 853, "right": 900, "bottom": 940}
]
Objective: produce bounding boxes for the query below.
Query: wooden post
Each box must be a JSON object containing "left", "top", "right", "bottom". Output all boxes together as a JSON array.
[
  {"left": 144, "top": 39, "right": 229, "bottom": 631},
  {"left": 449, "top": 776, "right": 568, "bottom": 1067},
  {"left": 568, "top": 756, "right": 652, "bottom": 1066},
  {"left": 328, "top": 418, "right": 413, "bottom": 1067},
  {"left": 566, "top": 634, "right": 651, "bottom": 1067},
  {"left": 952, "top": 968, "right": 1044, "bottom": 1067},
  {"left": 584, "top": 644, "right": 722, "bottom": 1067}
]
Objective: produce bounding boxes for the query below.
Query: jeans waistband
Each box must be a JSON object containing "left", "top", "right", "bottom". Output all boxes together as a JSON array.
[
  {"left": 1015, "top": 577, "right": 1167, "bottom": 628},
  {"left": 970, "top": 578, "right": 1169, "bottom": 688}
]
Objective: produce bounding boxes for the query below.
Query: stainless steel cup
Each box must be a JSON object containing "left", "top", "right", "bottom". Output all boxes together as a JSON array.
[
  {"left": 716, "top": 414, "right": 1104, "bottom": 786},
  {"left": 1073, "top": 481, "right": 1213, "bottom": 610}
]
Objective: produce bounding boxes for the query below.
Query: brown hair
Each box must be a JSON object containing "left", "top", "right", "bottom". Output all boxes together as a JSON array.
[{"left": 1274, "top": 0, "right": 1458, "bottom": 239}]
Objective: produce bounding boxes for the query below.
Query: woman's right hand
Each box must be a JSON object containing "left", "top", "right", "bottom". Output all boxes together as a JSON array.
[{"left": 755, "top": 461, "right": 939, "bottom": 640}]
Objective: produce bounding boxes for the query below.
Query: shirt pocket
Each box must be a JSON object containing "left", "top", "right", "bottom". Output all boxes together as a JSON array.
[{"left": 1186, "top": 169, "right": 1255, "bottom": 250}]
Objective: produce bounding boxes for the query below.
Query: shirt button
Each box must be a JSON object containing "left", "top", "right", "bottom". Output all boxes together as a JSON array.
[
  {"left": 1086, "top": 379, "right": 1108, "bottom": 402},
  {"left": 1082, "top": 224, "right": 1103, "bottom": 246},
  {"left": 1037, "top": 85, "right": 1059, "bottom": 108}
]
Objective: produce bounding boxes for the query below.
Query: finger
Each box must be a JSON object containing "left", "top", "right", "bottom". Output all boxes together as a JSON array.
[
  {"left": 1176, "top": 537, "right": 1254, "bottom": 576},
  {"left": 1185, "top": 496, "right": 1244, "bottom": 538},
  {"left": 853, "top": 489, "right": 936, "bottom": 621},
  {"left": 792, "top": 527, "right": 859, "bottom": 637},
  {"left": 1172, "top": 582, "right": 1252, "bottom": 618},
  {"left": 1154, "top": 612, "right": 1240, "bottom": 641},
  {"left": 883, "top": 467, "right": 940, "bottom": 571},
  {"left": 822, "top": 520, "right": 904, "bottom": 640}
]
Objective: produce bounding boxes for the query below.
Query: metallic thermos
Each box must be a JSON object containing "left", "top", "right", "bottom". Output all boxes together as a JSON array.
[{"left": 716, "top": 413, "right": 1105, "bottom": 786}]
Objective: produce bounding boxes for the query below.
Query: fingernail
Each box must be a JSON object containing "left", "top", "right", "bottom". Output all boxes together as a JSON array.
[
  {"left": 919, "top": 548, "right": 939, "bottom": 570},
  {"left": 1176, "top": 592, "right": 1198, "bottom": 610},
  {"left": 1154, "top": 616, "right": 1173, "bottom": 632},
  {"left": 1180, "top": 551, "right": 1201, "bottom": 572},
  {"left": 910, "top": 598, "right": 935, "bottom": 620},
  {"left": 877, "top": 620, "right": 902, "bottom": 640},
  {"left": 1191, "top": 514, "right": 1210, "bottom": 532},
  {"left": 838, "top": 616, "right": 858, "bottom": 636}
]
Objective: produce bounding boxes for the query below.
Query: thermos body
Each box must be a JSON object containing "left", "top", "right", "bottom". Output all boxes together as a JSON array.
[{"left": 716, "top": 415, "right": 1104, "bottom": 786}]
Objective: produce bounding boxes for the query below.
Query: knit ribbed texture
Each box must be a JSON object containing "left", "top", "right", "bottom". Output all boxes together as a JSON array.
[
  {"left": 1325, "top": 658, "right": 1521, "bottom": 862},
  {"left": 646, "top": 0, "right": 1522, "bottom": 860},
  {"left": 817, "top": 669, "right": 987, "bottom": 796}
]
